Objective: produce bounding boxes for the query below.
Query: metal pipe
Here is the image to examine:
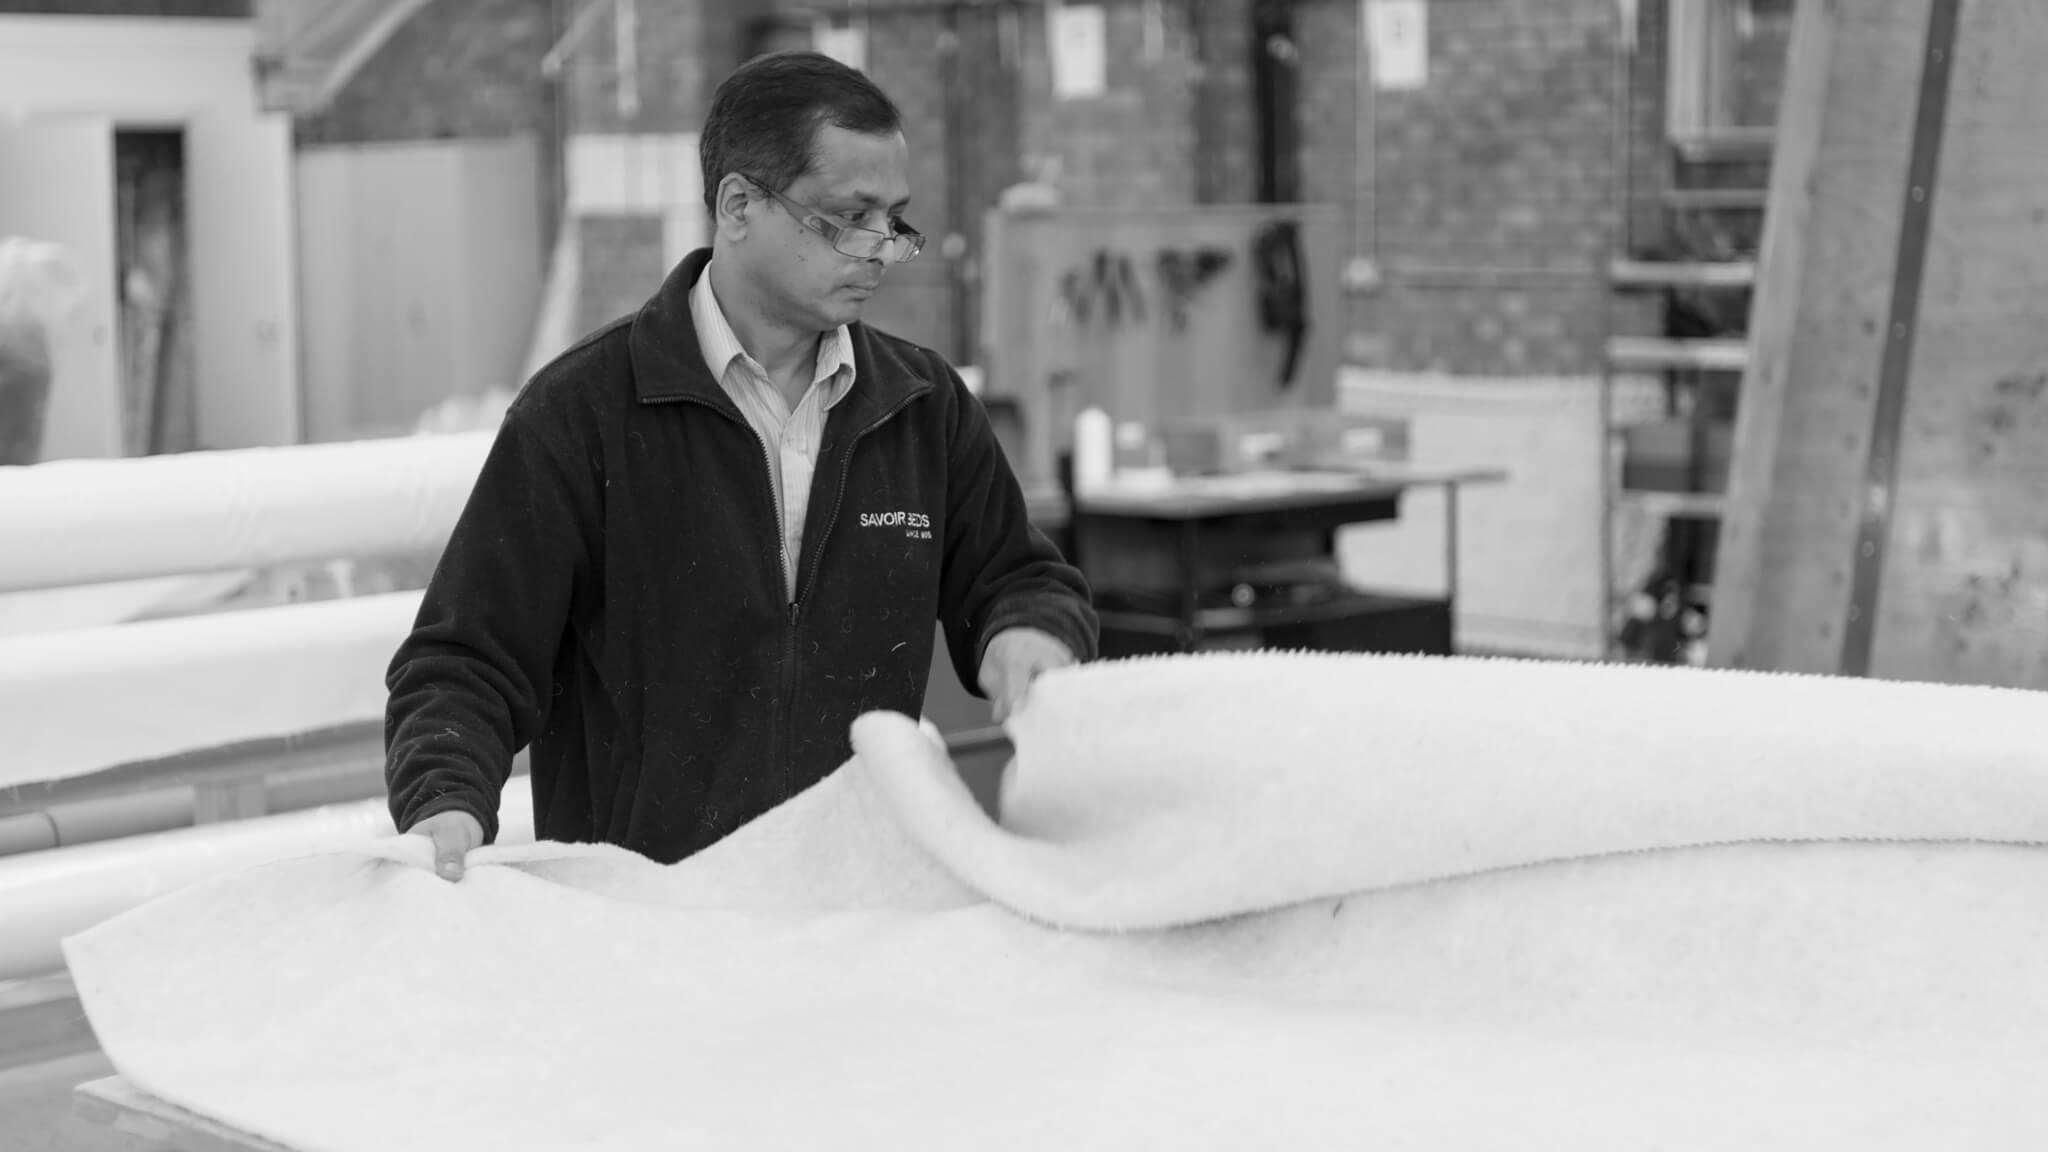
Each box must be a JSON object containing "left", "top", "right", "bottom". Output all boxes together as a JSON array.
[
  {"left": 0, "top": 432, "right": 488, "bottom": 594},
  {"left": 0, "top": 791, "right": 193, "bottom": 857},
  {"left": 0, "top": 758, "right": 389, "bottom": 859},
  {"left": 0, "top": 779, "right": 536, "bottom": 983}
]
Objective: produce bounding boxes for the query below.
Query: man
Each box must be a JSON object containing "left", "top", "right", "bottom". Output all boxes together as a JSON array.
[{"left": 385, "top": 51, "right": 1097, "bottom": 881}]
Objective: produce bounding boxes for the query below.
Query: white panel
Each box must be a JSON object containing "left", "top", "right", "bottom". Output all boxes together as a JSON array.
[
  {"left": 1049, "top": 4, "right": 1108, "bottom": 99},
  {"left": 0, "top": 591, "right": 417, "bottom": 788},
  {"left": 0, "top": 17, "right": 243, "bottom": 119},
  {"left": 451, "top": 137, "right": 544, "bottom": 399},
  {"left": 0, "top": 18, "right": 303, "bottom": 450},
  {"left": 293, "top": 147, "right": 358, "bottom": 443},
  {"left": 812, "top": 19, "right": 868, "bottom": 72},
  {"left": 298, "top": 138, "right": 542, "bottom": 442},
  {"left": 566, "top": 133, "right": 701, "bottom": 215},
  {"left": 189, "top": 110, "right": 298, "bottom": 449},
  {"left": 567, "top": 132, "right": 705, "bottom": 271},
  {"left": 0, "top": 115, "right": 122, "bottom": 461},
  {"left": 1335, "top": 369, "right": 1664, "bottom": 659}
]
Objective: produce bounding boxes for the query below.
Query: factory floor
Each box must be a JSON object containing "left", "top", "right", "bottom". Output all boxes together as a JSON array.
[{"left": 0, "top": 1047, "right": 131, "bottom": 1150}]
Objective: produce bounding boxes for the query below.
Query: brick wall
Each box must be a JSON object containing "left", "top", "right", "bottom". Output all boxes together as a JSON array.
[
  {"left": 1193, "top": 0, "right": 1259, "bottom": 204},
  {"left": 1627, "top": 0, "right": 1673, "bottom": 257},
  {"left": 1015, "top": 1, "right": 1200, "bottom": 209},
  {"left": 295, "top": 0, "right": 554, "bottom": 146},
  {"left": 1296, "top": 0, "right": 1363, "bottom": 208},
  {"left": 1338, "top": 0, "right": 1645, "bottom": 376},
  {"left": 558, "top": 0, "right": 716, "bottom": 134},
  {"left": 741, "top": 1, "right": 1203, "bottom": 358},
  {"left": 296, "top": 0, "right": 1789, "bottom": 380}
]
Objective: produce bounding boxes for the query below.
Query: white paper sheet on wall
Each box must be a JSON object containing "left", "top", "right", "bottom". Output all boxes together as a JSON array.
[
  {"left": 1365, "top": 0, "right": 1429, "bottom": 90},
  {"left": 812, "top": 19, "right": 867, "bottom": 72},
  {"left": 1050, "top": 4, "right": 1108, "bottom": 99}
]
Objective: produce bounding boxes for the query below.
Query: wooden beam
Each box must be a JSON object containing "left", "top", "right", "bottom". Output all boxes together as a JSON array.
[
  {"left": 1706, "top": 0, "right": 1846, "bottom": 674},
  {"left": 1710, "top": 0, "right": 2048, "bottom": 687},
  {"left": 1838, "top": 0, "right": 1961, "bottom": 675}
]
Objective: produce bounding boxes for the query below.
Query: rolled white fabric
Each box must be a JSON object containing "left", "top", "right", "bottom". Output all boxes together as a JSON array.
[
  {"left": 0, "top": 431, "right": 492, "bottom": 594},
  {"left": 0, "top": 592, "right": 421, "bottom": 788}
]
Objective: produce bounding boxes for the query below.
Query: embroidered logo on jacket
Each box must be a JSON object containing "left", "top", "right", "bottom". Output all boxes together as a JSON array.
[{"left": 859, "top": 510, "right": 933, "bottom": 539}]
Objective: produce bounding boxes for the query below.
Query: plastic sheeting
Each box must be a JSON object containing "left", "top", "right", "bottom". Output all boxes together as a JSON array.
[
  {"left": 0, "top": 592, "right": 419, "bottom": 788},
  {"left": 0, "top": 431, "right": 490, "bottom": 594}
]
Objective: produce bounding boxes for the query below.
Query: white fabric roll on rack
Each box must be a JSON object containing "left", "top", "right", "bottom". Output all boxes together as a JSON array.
[
  {"left": 0, "top": 431, "right": 492, "bottom": 594},
  {"left": 0, "top": 592, "right": 420, "bottom": 789}
]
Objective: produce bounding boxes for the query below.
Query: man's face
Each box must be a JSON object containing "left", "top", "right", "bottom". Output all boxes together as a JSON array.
[{"left": 735, "top": 123, "right": 913, "bottom": 332}]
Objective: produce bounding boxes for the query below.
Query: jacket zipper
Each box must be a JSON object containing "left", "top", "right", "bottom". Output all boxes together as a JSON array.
[
  {"left": 754, "top": 422, "right": 801, "bottom": 797},
  {"left": 780, "top": 393, "right": 926, "bottom": 790},
  {"left": 642, "top": 394, "right": 796, "bottom": 791},
  {"left": 645, "top": 387, "right": 925, "bottom": 795}
]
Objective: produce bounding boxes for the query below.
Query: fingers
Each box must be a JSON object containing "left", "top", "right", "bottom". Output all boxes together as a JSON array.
[
  {"left": 987, "top": 663, "right": 1012, "bottom": 724},
  {"left": 412, "top": 811, "right": 483, "bottom": 882},
  {"left": 979, "top": 656, "right": 1015, "bottom": 725},
  {"left": 433, "top": 828, "right": 468, "bottom": 882},
  {"left": 981, "top": 628, "right": 1079, "bottom": 725},
  {"left": 988, "top": 658, "right": 1048, "bottom": 726}
]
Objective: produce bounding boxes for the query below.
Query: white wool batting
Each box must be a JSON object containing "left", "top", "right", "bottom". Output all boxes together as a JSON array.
[{"left": 60, "top": 653, "right": 2048, "bottom": 1150}]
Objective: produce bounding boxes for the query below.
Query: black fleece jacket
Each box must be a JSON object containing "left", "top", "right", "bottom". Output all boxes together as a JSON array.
[{"left": 384, "top": 250, "right": 1097, "bottom": 864}]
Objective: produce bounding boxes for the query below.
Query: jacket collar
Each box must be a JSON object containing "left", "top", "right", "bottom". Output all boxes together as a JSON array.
[{"left": 630, "top": 248, "right": 934, "bottom": 429}]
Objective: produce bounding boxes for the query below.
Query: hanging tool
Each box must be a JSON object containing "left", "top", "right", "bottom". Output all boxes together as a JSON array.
[
  {"left": 1096, "top": 248, "right": 1145, "bottom": 328},
  {"left": 1154, "top": 246, "right": 1235, "bottom": 331},
  {"left": 1056, "top": 248, "right": 1148, "bottom": 332},
  {"left": 1252, "top": 220, "right": 1308, "bottom": 386}
]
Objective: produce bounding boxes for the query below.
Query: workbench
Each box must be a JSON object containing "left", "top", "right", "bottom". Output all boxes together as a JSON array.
[
  {"left": 1068, "top": 466, "right": 1504, "bottom": 658},
  {"left": 75, "top": 1075, "right": 290, "bottom": 1151}
]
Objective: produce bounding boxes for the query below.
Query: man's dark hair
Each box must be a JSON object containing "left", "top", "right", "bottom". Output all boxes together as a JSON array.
[{"left": 700, "top": 51, "right": 903, "bottom": 213}]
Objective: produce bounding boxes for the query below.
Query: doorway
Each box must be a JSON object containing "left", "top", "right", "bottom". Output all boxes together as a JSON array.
[{"left": 113, "top": 128, "right": 196, "bottom": 456}]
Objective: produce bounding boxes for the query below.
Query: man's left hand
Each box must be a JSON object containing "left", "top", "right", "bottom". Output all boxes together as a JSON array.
[{"left": 979, "top": 627, "right": 1076, "bottom": 724}]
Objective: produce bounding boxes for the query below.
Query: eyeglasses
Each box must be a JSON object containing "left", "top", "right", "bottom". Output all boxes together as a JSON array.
[{"left": 744, "top": 176, "right": 926, "bottom": 264}]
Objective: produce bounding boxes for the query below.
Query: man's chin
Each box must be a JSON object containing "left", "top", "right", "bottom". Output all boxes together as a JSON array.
[{"left": 819, "top": 298, "right": 867, "bottom": 327}]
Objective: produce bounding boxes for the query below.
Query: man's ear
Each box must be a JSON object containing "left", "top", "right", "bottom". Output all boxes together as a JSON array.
[{"left": 712, "top": 174, "right": 753, "bottom": 239}]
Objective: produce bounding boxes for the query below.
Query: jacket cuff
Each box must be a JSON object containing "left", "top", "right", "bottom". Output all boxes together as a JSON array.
[
  {"left": 977, "top": 598, "right": 1099, "bottom": 672},
  {"left": 400, "top": 791, "right": 500, "bottom": 845}
]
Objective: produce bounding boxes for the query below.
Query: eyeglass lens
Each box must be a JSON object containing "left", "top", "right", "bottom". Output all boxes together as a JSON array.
[{"left": 835, "top": 226, "right": 923, "bottom": 263}]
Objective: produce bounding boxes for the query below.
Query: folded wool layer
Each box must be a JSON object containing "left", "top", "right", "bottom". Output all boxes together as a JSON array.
[
  {"left": 853, "top": 652, "right": 2048, "bottom": 931},
  {"left": 59, "top": 653, "right": 2048, "bottom": 1151}
]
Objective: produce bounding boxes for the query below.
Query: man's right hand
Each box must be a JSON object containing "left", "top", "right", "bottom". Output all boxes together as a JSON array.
[{"left": 410, "top": 810, "right": 484, "bottom": 882}]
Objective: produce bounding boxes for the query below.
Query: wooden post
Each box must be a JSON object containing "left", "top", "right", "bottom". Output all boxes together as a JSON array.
[{"left": 1710, "top": 0, "right": 2048, "bottom": 687}]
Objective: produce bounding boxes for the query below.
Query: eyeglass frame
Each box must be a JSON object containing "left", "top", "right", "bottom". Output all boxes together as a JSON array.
[{"left": 740, "top": 175, "right": 926, "bottom": 264}]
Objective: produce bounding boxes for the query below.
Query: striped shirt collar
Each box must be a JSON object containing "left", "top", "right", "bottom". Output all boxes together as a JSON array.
[{"left": 689, "top": 262, "right": 857, "bottom": 407}]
